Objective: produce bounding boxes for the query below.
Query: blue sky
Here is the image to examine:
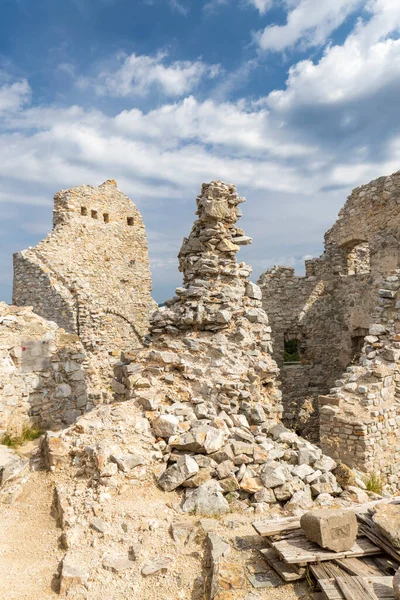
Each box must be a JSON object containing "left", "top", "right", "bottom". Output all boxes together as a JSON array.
[{"left": 1, "top": 0, "right": 400, "bottom": 303}]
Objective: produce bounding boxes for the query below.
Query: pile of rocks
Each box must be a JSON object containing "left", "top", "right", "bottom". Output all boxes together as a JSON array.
[{"left": 111, "top": 181, "right": 363, "bottom": 514}]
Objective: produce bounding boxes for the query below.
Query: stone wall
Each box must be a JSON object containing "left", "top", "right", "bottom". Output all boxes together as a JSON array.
[
  {"left": 320, "top": 271, "right": 400, "bottom": 492},
  {"left": 0, "top": 303, "right": 101, "bottom": 435},
  {"left": 13, "top": 180, "right": 155, "bottom": 377},
  {"left": 258, "top": 170, "right": 400, "bottom": 439}
]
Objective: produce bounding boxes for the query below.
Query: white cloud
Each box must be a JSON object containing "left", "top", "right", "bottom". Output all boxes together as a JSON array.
[
  {"left": 256, "top": 0, "right": 362, "bottom": 51},
  {"left": 168, "top": 0, "right": 190, "bottom": 16},
  {"left": 267, "top": 0, "right": 400, "bottom": 109},
  {"left": 247, "top": 0, "right": 274, "bottom": 14},
  {"left": 0, "top": 78, "right": 30, "bottom": 114},
  {"left": 78, "top": 52, "right": 220, "bottom": 98}
]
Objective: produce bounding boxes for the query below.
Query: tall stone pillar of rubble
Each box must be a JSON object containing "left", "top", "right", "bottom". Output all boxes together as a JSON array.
[
  {"left": 320, "top": 269, "right": 400, "bottom": 492},
  {"left": 117, "top": 180, "right": 282, "bottom": 423}
]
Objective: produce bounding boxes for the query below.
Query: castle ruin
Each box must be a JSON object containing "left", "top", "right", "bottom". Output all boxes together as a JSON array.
[
  {"left": 259, "top": 170, "right": 400, "bottom": 441},
  {"left": 13, "top": 180, "right": 155, "bottom": 367}
]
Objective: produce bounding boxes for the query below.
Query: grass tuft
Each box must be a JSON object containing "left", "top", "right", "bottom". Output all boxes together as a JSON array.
[
  {"left": 364, "top": 472, "right": 383, "bottom": 495},
  {"left": 1, "top": 425, "right": 43, "bottom": 448}
]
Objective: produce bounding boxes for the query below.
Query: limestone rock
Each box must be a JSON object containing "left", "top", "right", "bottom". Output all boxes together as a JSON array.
[
  {"left": 182, "top": 479, "right": 230, "bottom": 515},
  {"left": 157, "top": 455, "right": 199, "bottom": 491},
  {"left": 373, "top": 504, "right": 400, "bottom": 548},
  {"left": 301, "top": 509, "right": 358, "bottom": 552}
]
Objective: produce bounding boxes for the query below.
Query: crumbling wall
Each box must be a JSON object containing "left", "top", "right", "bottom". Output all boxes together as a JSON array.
[
  {"left": 259, "top": 170, "right": 400, "bottom": 439},
  {"left": 114, "top": 180, "right": 282, "bottom": 422},
  {"left": 320, "top": 270, "right": 400, "bottom": 492},
  {"left": 13, "top": 180, "right": 155, "bottom": 375},
  {"left": 0, "top": 303, "right": 101, "bottom": 435}
]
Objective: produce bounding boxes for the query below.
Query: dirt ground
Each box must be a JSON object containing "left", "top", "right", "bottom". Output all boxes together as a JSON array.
[{"left": 0, "top": 470, "right": 63, "bottom": 600}]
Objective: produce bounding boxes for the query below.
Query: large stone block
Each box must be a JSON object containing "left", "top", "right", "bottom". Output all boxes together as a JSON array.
[{"left": 300, "top": 508, "right": 358, "bottom": 552}]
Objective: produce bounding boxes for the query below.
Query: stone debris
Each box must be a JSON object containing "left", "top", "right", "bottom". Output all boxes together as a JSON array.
[
  {"left": 0, "top": 303, "right": 102, "bottom": 434},
  {"left": 300, "top": 508, "right": 358, "bottom": 552},
  {"left": 60, "top": 553, "right": 89, "bottom": 594},
  {"left": 0, "top": 445, "right": 28, "bottom": 488},
  {"left": 372, "top": 503, "right": 400, "bottom": 549},
  {"left": 109, "top": 182, "right": 352, "bottom": 515},
  {"left": 141, "top": 556, "right": 172, "bottom": 576}
]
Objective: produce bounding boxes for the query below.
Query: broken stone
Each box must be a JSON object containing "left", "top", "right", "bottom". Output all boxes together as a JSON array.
[
  {"left": 152, "top": 414, "right": 180, "bottom": 438},
  {"left": 259, "top": 462, "right": 287, "bottom": 488},
  {"left": 141, "top": 556, "right": 172, "bottom": 576},
  {"left": 102, "top": 553, "right": 134, "bottom": 573},
  {"left": 301, "top": 509, "right": 358, "bottom": 552},
  {"left": 373, "top": 504, "right": 400, "bottom": 548},
  {"left": 208, "top": 533, "right": 231, "bottom": 561},
  {"left": 60, "top": 554, "right": 88, "bottom": 594},
  {"left": 158, "top": 455, "right": 199, "bottom": 491},
  {"left": 170, "top": 522, "right": 194, "bottom": 544},
  {"left": 182, "top": 479, "right": 230, "bottom": 515}
]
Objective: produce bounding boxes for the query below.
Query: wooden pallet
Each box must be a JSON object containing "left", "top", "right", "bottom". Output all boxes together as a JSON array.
[
  {"left": 318, "top": 576, "right": 394, "bottom": 600},
  {"left": 271, "top": 532, "right": 380, "bottom": 565},
  {"left": 261, "top": 548, "right": 305, "bottom": 582},
  {"left": 358, "top": 514, "right": 400, "bottom": 564}
]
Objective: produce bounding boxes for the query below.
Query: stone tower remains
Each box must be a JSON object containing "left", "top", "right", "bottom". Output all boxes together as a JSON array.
[
  {"left": 258, "top": 170, "right": 400, "bottom": 440},
  {"left": 13, "top": 180, "right": 155, "bottom": 364}
]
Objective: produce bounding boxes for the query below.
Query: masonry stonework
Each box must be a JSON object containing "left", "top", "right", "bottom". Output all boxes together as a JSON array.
[
  {"left": 13, "top": 180, "right": 155, "bottom": 372},
  {"left": 0, "top": 303, "right": 101, "bottom": 435},
  {"left": 258, "top": 170, "right": 400, "bottom": 440}
]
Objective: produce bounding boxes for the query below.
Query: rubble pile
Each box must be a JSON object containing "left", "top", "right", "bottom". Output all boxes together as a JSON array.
[{"left": 110, "top": 181, "right": 362, "bottom": 514}]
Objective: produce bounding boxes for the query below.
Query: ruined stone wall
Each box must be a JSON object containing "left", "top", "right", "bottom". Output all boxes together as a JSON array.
[
  {"left": 320, "top": 271, "right": 400, "bottom": 492},
  {"left": 259, "top": 170, "right": 400, "bottom": 439},
  {"left": 114, "top": 180, "right": 282, "bottom": 423},
  {"left": 0, "top": 303, "right": 102, "bottom": 435},
  {"left": 13, "top": 180, "right": 155, "bottom": 375}
]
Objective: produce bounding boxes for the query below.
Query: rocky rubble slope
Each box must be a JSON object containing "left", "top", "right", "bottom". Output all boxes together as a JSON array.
[{"left": 40, "top": 181, "right": 369, "bottom": 599}]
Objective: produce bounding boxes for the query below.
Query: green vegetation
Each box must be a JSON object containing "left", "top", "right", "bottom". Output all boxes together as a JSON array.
[
  {"left": 364, "top": 472, "right": 383, "bottom": 495},
  {"left": 1, "top": 425, "right": 43, "bottom": 448},
  {"left": 284, "top": 338, "right": 301, "bottom": 363}
]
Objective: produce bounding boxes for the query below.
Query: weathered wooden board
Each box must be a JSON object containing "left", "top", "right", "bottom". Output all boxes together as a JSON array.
[
  {"left": 253, "top": 516, "right": 301, "bottom": 537},
  {"left": 271, "top": 532, "right": 380, "bottom": 565},
  {"left": 261, "top": 548, "right": 305, "bottom": 582},
  {"left": 334, "top": 557, "right": 383, "bottom": 577},
  {"left": 358, "top": 515, "right": 400, "bottom": 564},
  {"left": 318, "top": 576, "right": 394, "bottom": 600},
  {"left": 318, "top": 578, "right": 345, "bottom": 600},
  {"left": 310, "top": 562, "right": 348, "bottom": 581},
  {"left": 336, "top": 576, "right": 394, "bottom": 600}
]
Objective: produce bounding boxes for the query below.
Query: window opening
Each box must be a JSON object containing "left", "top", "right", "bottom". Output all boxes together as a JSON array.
[
  {"left": 91, "top": 210, "right": 98, "bottom": 219},
  {"left": 81, "top": 207, "right": 88, "bottom": 216},
  {"left": 103, "top": 213, "right": 109, "bottom": 223},
  {"left": 345, "top": 241, "right": 370, "bottom": 275},
  {"left": 284, "top": 338, "right": 301, "bottom": 363},
  {"left": 127, "top": 217, "right": 134, "bottom": 226}
]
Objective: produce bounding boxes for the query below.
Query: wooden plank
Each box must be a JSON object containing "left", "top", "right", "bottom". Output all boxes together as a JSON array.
[
  {"left": 336, "top": 575, "right": 379, "bottom": 600},
  {"left": 374, "top": 555, "right": 400, "bottom": 576},
  {"left": 334, "top": 557, "right": 383, "bottom": 577},
  {"left": 253, "top": 516, "right": 300, "bottom": 537},
  {"left": 271, "top": 532, "right": 380, "bottom": 565},
  {"left": 318, "top": 578, "right": 344, "bottom": 600},
  {"left": 335, "top": 577, "right": 394, "bottom": 600},
  {"left": 253, "top": 499, "right": 400, "bottom": 539},
  {"left": 310, "top": 562, "right": 348, "bottom": 580},
  {"left": 261, "top": 548, "right": 305, "bottom": 582}
]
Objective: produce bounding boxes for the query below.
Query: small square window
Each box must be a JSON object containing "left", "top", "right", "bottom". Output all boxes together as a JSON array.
[
  {"left": 127, "top": 217, "right": 134, "bottom": 226},
  {"left": 81, "top": 207, "right": 88, "bottom": 216},
  {"left": 91, "top": 210, "right": 98, "bottom": 219},
  {"left": 103, "top": 213, "right": 109, "bottom": 223}
]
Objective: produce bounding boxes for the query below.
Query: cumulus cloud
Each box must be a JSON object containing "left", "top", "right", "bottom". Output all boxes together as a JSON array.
[
  {"left": 247, "top": 0, "right": 274, "bottom": 14},
  {"left": 2, "top": 0, "right": 400, "bottom": 302},
  {"left": 78, "top": 52, "right": 220, "bottom": 98},
  {"left": 256, "top": 0, "right": 363, "bottom": 52},
  {"left": 0, "top": 77, "right": 31, "bottom": 114}
]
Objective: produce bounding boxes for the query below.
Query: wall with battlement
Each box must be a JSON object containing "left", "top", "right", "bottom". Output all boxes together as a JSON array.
[
  {"left": 13, "top": 180, "right": 156, "bottom": 376},
  {"left": 258, "top": 170, "right": 400, "bottom": 440}
]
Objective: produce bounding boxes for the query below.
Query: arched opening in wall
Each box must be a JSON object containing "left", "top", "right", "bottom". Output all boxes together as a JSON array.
[
  {"left": 344, "top": 241, "right": 371, "bottom": 275},
  {"left": 284, "top": 330, "right": 305, "bottom": 364}
]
